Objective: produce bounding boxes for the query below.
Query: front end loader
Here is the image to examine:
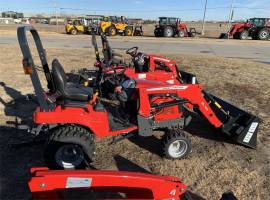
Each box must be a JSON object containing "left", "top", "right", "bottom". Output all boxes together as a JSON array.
[{"left": 88, "top": 32, "right": 260, "bottom": 149}]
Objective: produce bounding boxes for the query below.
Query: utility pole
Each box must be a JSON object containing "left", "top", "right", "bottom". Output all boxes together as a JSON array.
[
  {"left": 201, "top": 0, "right": 208, "bottom": 36},
  {"left": 54, "top": 0, "right": 59, "bottom": 33},
  {"left": 227, "top": 0, "right": 234, "bottom": 38}
]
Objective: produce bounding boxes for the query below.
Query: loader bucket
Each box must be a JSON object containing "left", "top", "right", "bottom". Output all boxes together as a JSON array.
[
  {"left": 210, "top": 94, "right": 260, "bottom": 149},
  {"left": 219, "top": 33, "right": 228, "bottom": 39}
]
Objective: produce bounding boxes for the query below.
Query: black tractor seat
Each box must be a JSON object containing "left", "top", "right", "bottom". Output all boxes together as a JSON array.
[{"left": 52, "top": 59, "right": 93, "bottom": 102}]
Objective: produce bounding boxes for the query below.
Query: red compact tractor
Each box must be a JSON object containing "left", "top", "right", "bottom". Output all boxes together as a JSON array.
[
  {"left": 220, "top": 18, "right": 270, "bottom": 40},
  {"left": 18, "top": 26, "right": 259, "bottom": 170},
  {"left": 154, "top": 17, "right": 196, "bottom": 38}
]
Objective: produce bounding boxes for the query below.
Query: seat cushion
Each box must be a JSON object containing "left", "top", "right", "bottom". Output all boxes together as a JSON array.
[
  {"left": 65, "top": 83, "right": 93, "bottom": 101},
  {"left": 52, "top": 59, "right": 93, "bottom": 102}
]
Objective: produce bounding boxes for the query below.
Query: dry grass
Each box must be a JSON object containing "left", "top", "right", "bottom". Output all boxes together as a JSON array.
[{"left": 0, "top": 44, "right": 269, "bottom": 200}]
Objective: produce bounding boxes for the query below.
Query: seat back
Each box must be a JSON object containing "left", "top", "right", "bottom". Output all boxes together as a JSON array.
[{"left": 52, "top": 59, "right": 67, "bottom": 95}]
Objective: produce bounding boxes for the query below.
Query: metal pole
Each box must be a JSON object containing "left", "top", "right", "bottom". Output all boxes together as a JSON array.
[
  {"left": 227, "top": 0, "right": 234, "bottom": 39},
  {"left": 54, "top": 1, "right": 59, "bottom": 33},
  {"left": 201, "top": 0, "right": 208, "bottom": 36}
]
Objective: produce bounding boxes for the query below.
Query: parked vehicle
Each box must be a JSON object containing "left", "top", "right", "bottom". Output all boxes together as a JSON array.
[
  {"left": 220, "top": 18, "right": 270, "bottom": 40},
  {"left": 154, "top": 17, "right": 196, "bottom": 38},
  {"left": 100, "top": 16, "right": 143, "bottom": 36}
]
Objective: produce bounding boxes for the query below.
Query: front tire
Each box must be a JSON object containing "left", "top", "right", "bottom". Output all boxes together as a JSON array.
[
  {"left": 162, "top": 129, "right": 191, "bottom": 159},
  {"left": 239, "top": 30, "right": 249, "bottom": 40},
  {"left": 258, "top": 28, "right": 270, "bottom": 40},
  {"left": 44, "top": 125, "right": 95, "bottom": 169},
  {"left": 178, "top": 29, "right": 185, "bottom": 38},
  {"left": 70, "top": 28, "right": 78, "bottom": 35},
  {"left": 107, "top": 26, "right": 117, "bottom": 36}
]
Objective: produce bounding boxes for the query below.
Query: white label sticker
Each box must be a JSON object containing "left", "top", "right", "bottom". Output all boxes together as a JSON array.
[
  {"left": 166, "top": 80, "right": 174, "bottom": 84},
  {"left": 66, "top": 177, "right": 92, "bottom": 188},
  {"left": 138, "top": 74, "right": 146, "bottom": 79},
  {"left": 152, "top": 57, "right": 170, "bottom": 62},
  {"left": 243, "top": 122, "right": 258, "bottom": 143},
  {"left": 146, "top": 86, "right": 188, "bottom": 92},
  {"left": 169, "top": 189, "right": 176, "bottom": 195}
]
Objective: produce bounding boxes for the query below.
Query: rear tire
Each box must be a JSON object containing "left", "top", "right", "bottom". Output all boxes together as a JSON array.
[
  {"left": 162, "top": 129, "right": 191, "bottom": 159},
  {"left": 108, "top": 26, "right": 117, "bottom": 36},
  {"left": 164, "top": 26, "right": 174, "bottom": 37},
  {"left": 44, "top": 125, "right": 95, "bottom": 169},
  {"left": 258, "top": 28, "right": 270, "bottom": 40}
]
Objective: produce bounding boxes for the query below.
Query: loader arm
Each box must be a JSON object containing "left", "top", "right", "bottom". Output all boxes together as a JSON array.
[
  {"left": 138, "top": 84, "right": 223, "bottom": 128},
  {"left": 29, "top": 168, "right": 187, "bottom": 200},
  {"left": 138, "top": 83, "right": 259, "bottom": 148}
]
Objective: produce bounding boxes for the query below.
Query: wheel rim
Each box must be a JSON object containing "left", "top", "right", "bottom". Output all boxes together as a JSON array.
[
  {"left": 241, "top": 32, "right": 248, "bottom": 39},
  {"left": 166, "top": 29, "right": 172, "bottom": 36},
  {"left": 179, "top": 31, "right": 184, "bottom": 37},
  {"left": 55, "top": 144, "right": 84, "bottom": 169},
  {"left": 168, "top": 140, "right": 188, "bottom": 158},
  {"left": 260, "top": 31, "right": 268, "bottom": 39},
  {"left": 71, "top": 30, "right": 76, "bottom": 35},
  {"left": 111, "top": 29, "right": 116, "bottom": 35},
  {"left": 127, "top": 29, "right": 132, "bottom": 36}
]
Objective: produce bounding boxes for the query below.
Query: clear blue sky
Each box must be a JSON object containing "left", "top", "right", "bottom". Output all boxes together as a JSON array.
[{"left": 0, "top": 0, "right": 269, "bottom": 20}]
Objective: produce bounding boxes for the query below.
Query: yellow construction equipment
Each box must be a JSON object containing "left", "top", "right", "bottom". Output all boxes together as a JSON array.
[
  {"left": 65, "top": 16, "right": 102, "bottom": 35},
  {"left": 100, "top": 16, "right": 143, "bottom": 36},
  {"left": 65, "top": 18, "right": 86, "bottom": 35}
]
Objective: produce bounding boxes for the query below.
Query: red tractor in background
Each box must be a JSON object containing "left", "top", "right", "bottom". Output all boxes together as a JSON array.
[
  {"left": 220, "top": 18, "right": 270, "bottom": 40},
  {"left": 154, "top": 17, "right": 196, "bottom": 38}
]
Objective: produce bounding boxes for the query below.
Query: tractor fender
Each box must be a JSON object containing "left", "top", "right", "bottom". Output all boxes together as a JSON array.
[{"left": 34, "top": 106, "right": 110, "bottom": 137}]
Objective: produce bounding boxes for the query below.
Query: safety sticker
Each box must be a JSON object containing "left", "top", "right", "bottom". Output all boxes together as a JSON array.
[
  {"left": 138, "top": 74, "right": 146, "bottom": 79},
  {"left": 166, "top": 80, "right": 174, "bottom": 84},
  {"left": 66, "top": 177, "right": 92, "bottom": 188},
  {"left": 243, "top": 122, "right": 258, "bottom": 143},
  {"left": 152, "top": 57, "right": 170, "bottom": 62}
]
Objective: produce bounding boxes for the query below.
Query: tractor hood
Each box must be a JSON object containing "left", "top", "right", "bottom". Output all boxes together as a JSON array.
[{"left": 232, "top": 22, "right": 252, "bottom": 28}]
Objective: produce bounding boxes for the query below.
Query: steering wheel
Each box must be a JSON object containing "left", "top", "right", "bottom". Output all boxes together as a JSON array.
[{"left": 126, "top": 47, "right": 139, "bottom": 57}]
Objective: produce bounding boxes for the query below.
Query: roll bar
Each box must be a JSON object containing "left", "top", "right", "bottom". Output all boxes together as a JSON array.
[{"left": 17, "top": 25, "right": 54, "bottom": 111}]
